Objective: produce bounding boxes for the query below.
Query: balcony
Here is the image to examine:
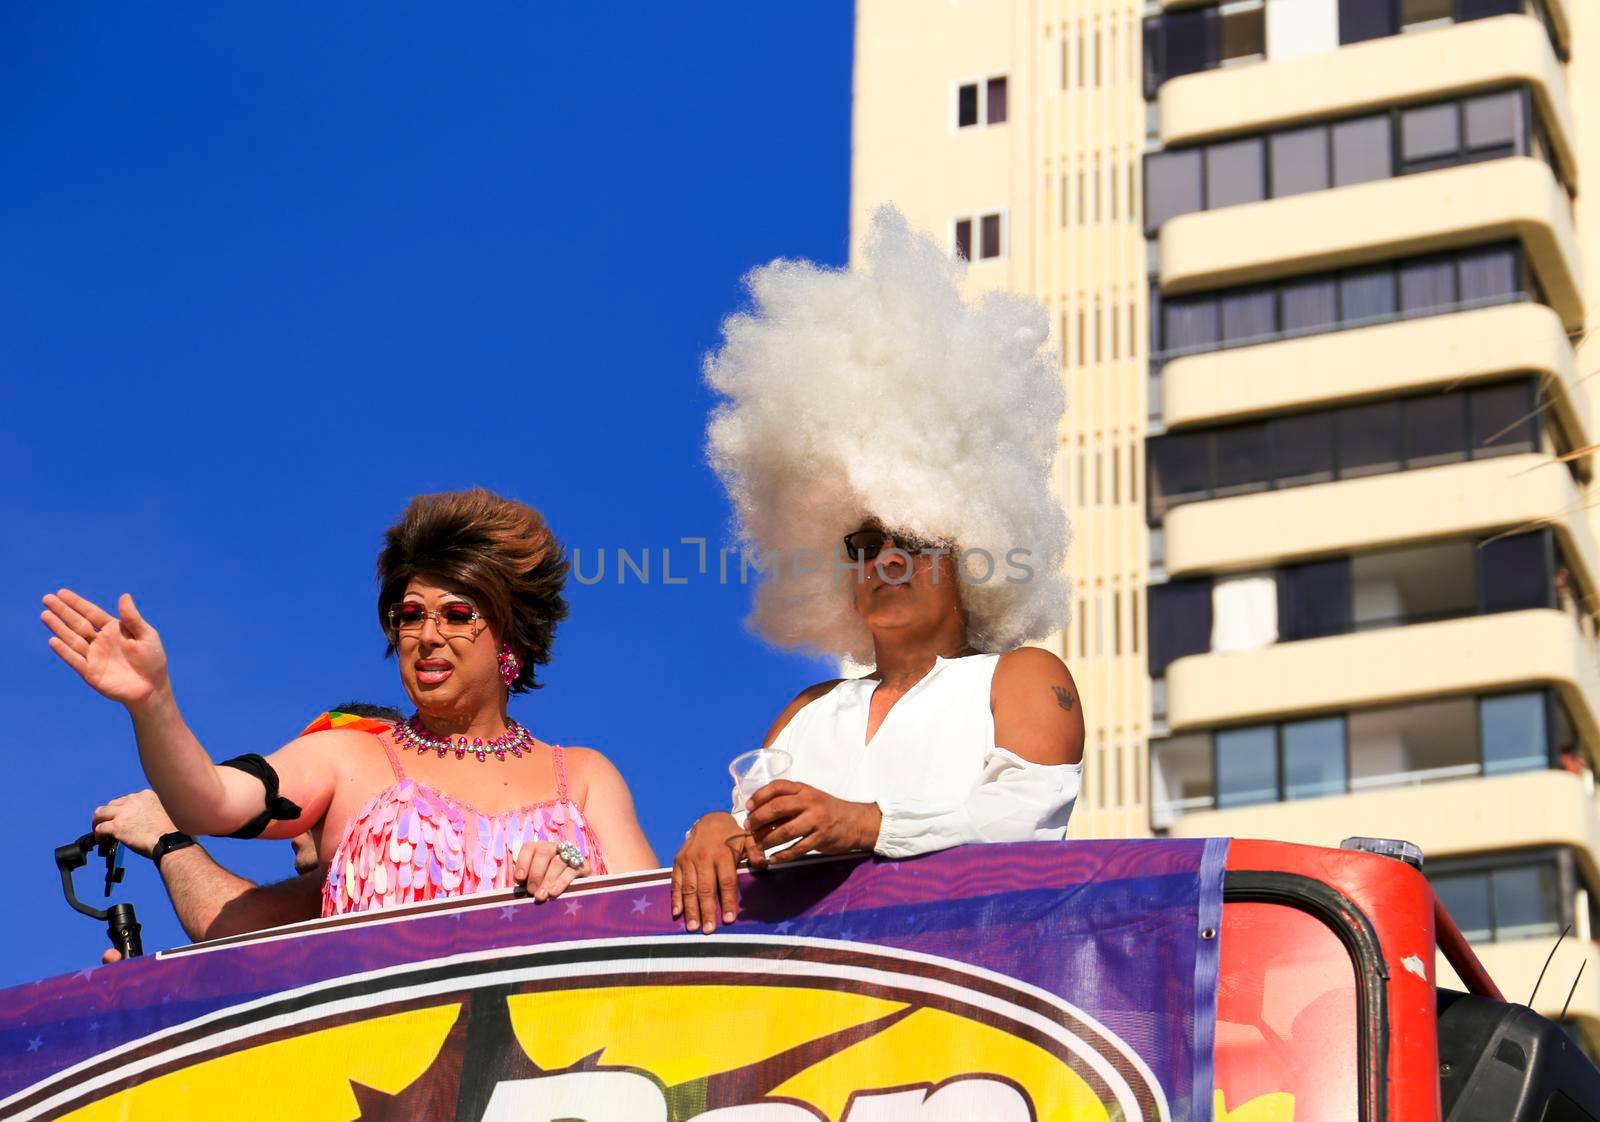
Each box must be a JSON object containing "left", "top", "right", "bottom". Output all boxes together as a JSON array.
[
  {"left": 1451, "top": 938, "right": 1600, "bottom": 1034},
  {"left": 1164, "top": 452, "right": 1599, "bottom": 583},
  {"left": 1159, "top": 158, "right": 1583, "bottom": 331},
  {"left": 1165, "top": 610, "right": 1600, "bottom": 743},
  {"left": 1158, "top": 16, "right": 1575, "bottom": 178},
  {"left": 1160, "top": 302, "right": 1589, "bottom": 449}
]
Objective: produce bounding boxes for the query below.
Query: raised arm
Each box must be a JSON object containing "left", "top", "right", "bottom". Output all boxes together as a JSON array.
[{"left": 43, "top": 589, "right": 339, "bottom": 838}]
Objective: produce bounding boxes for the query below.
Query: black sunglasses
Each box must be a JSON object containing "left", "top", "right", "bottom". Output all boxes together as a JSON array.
[{"left": 842, "top": 528, "right": 938, "bottom": 562}]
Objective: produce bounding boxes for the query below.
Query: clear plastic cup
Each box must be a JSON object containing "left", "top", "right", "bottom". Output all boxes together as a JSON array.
[{"left": 729, "top": 748, "right": 792, "bottom": 813}]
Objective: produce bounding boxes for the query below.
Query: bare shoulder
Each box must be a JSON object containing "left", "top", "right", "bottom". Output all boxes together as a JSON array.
[
  {"left": 762, "top": 678, "right": 847, "bottom": 746},
  {"left": 991, "top": 647, "right": 1083, "bottom": 765},
  {"left": 558, "top": 745, "right": 623, "bottom": 783}
]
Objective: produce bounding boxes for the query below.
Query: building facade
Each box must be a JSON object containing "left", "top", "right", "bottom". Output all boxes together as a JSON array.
[{"left": 852, "top": 0, "right": 1600, "bottom": 1036}]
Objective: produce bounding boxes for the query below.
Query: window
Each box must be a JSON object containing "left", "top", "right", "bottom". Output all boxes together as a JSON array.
[
  {"left": 1458, "top": 244, "right": 1519, "bottom": 305},
  {"left": 1339, "top": 0, "right": 1397, "bottom": 44},
  {"left": 1280, "top": 278, "right": 1338, "bottom": 337},
  {"left": 1399, "top": 256, "right": 1457, "bottom": 317},
  {"left": 1469, "top": 380, "right": 1536, "bottom": 459},
  {"left": 1401, "top": 391, "right": 1467, "bottom": 468},
  {"left": 957, "top": 83, "right": 979, "bottom": 129},
  {"left": 1271, "top": 126, "right": 1331, "bottom": 198},
  {"left": 954, "top": 219, "right": 973, "bottom": 262},
  {"left": 957, "top": 77, "right": 1007, "bottom": 129},
  {"left": 1213, "top": 422, "right": 1271, "bottom": 497},
  {"left": 986, "top": 77, "right": 1008, "bottom": 125},
  {"left": 1478, "top": 530, "right": 1552, "bottom": 615},
  {"left": 980, "top": 213, "right": 1003, "bottom": 259},
  {"left": 1152, "top": 733, "right": 1214, "bottom": 827},
  {"left": 1463, "top": 90, "right": 1521, "bottom": 160},
  {"left": 1338, "top": 266, "right": 1396, "bottom": 326},
  {"left": 1163, "top": 295, "right": 1220, "bottom": 355},
  {"left": 1219, "top": 0, "right": 1266, "bottom": 63},
  {"left": 1145, "top": 150, "right": 1204, "bottom": 232},
  {"left": 1148, "top": 578, "right": 1213, "bottom": 673},
  {"left": 1350, "top": 696, "right": 1478, "bottom": 788},
  {"left": 1401, "top": 102, "right": 1461, "bottom": 173},
  {"left": 1221, "top": 288, "right": 1275, "bottom": 345},
  {"left": 1271, "top": 412, "right": 1337, "bottom": 488},
  {"left": 1336, "top": 401, "right": 1402, "bottom": 479},
  {"left": 1480, "top": 691, "right": 1549, "bottom": 775},
  {"left": 1206, "top": 138, "right": 1266, "bottom": 209},
  {"left": 1351, "top": 541, "right": 1475, "bottom": 629},
  {"left": 1280, "top": 558, "right": 1351, "bottom": 640},
  {"left": 1216, "top": 725, "right": 1278, "bottom": 808},
  {"left": 1432, "top": 859, "right": 1562, "bottom": 942},
  {"left": 1331, "top": 115, "right": 1392, "bottom": 187},
  {"left": 1283, "top": 717, "right": 1347, "bottom": 800},
  {"left": 1401, "top": 0, "right": 1453, "bottom": 30}
]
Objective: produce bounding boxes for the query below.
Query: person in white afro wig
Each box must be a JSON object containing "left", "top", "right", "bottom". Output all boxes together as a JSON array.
[{"left": 671, "top": 207, "right": 1085, "bottom": 935}]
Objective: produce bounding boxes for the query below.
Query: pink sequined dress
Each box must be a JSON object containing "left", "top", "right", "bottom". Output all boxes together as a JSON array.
[{"left": 321, "top": 735, "right": 607, "bottom": 916}]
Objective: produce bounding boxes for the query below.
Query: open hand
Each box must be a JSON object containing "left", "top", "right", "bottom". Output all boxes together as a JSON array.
[
  {"left": 41, "top": 590, "right": 168, "bottom": 707},
  {"left": 671, "top": 811, "right": 764, "bottom": 933},
  {"left": 746, "top": 781, "right": 881, "bottom": 865}
]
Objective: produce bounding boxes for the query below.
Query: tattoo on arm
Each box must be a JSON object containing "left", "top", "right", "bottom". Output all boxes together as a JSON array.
[{"left": 1051, "top": 685, "right": 1077, "bottom": 713}]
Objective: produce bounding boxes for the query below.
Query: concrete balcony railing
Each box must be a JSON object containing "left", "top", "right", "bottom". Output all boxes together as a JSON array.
[
  {"left": 1164, "top": 454, "right": 1600, "bottom": 597},
  {"left": 1159, "top": 158, "right": 1584, "bottom": 332},
  {"left": 1158, "top": 16, "right": 1576, "bottom": 183},
  {"left": 1159, "top": 302, "right": 1590, "bottom": 452},
  {"left": 1442, "top": 935, "right": 1600, "bottom": 1028}
]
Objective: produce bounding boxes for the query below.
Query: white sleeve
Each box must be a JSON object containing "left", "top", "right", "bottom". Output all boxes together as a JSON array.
[{"left": 873, "top": 747, "right": 1082, "bottom": 859}]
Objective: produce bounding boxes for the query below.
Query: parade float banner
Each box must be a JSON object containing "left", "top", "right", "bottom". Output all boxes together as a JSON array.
[{"left": 0, "top": 839, "right": 1229, "bottom": 1122}]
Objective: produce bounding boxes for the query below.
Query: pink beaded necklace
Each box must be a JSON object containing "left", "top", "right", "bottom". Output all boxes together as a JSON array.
[{"left": 392, "top": 713, "right": 534, "bottom": 763}]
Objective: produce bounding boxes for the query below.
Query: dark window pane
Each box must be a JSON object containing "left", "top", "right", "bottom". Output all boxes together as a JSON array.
[
  {"left": 1469, "top": 380, "right": 1536, "bottom": 459},
  {"left": 1271, "top": 126, "right": 1331, "bottom": 198},
  {"left": 1400, "top": 0, "right": 1452, "bottom": 29},
  {"left": 1206, "top": 138, "right": 1267, "bottom": 209},
  {"left": 986, "top": 78, "right": 1007, "bottom": 125},
  {"left": 1217, "top": 726, "right": 1279, "bottom": 808},
  {"left": 1165, "top": 7, "right": 1217, "bottom": 81},
  {"left": 1163, "top": 296, "right": 1220, "bottom": 355},
  {"left": 1148, "top": 431, "right": 1212, "bottom": 520},
  {"left": 955, "top": 219, "right": 972, "bottom": 262},
  {"left": 1399, "top": 255, "right": 1458, "bottom": 317},
  {"left": 1464, "top": 90, "right": 1522, "bottom": 153},
  {"left": 1143, "top": 17, "right": 1164, "bottom": 99},
  {"left": 1433, "top": 873, "right": 1492, "bottom": 941},
  {"left": 1340, "top": 0, "right": 1397, "bottom": 44},
  {"left": 1149, "top": 578, "right": 1213, "bottom": 674},
  {"left": 1480, "top": 692, "right": 1550, "bottom": 776},
  {"left": 958, "top": 83, "right": 979, "bottom": 128},
  {"left": 1458, "top": 0, "right": 1523, "bottom": 18},
  {"left": 1402, "top": 392, "right": 1467, "bottom": 469},
  {"left": 1479, "top": 530, "right": 1552, "bottom": 615},
  {"left": 1282, "top": 278, "right": 1339, "bottom": 336},
  {"left": 1214, "top": 422, "right": 1271, "bottom": 497},
  {"left": 1221, "top": 288, "right": 1276, "bottom": 344},
  {"left": 1284, "top": 717, "right": 1347, "bottom": 800},
  {"left": 1491, "top": 864, "right": 1561, "bottom": 939},
  {"left": 1332, "top": 115, "right": 1393, "bottom": 187},
  {"left": 1339, "top": 266, "right": 1397, "bottom": 326},
  {"left": 980, "top": 213, "right": 1002, "bottom": 259},
  {"left": 1351, "top": 540, "right": 1475, "bottom": 628},
  {"left": 1337, "top": 400, "right": 1403, "bottom": 479},
  {"left": 1281, "top": 558, "right": 1352, "bottom": 640},
  {"left": 1458, "top": 244, "right": 1519, "bottom": 305},
  {"left": 1270, "top": 412, "right": 1336, "bottom": 489},
  {"left": 1146, "top": 149, "right": 1205, "bottom": 230},
  {"left": 1220, "top": 3, "right": 1265, "bottom": 61},
  {"left": 1402, "top": 102, "right": 1461, "bottom": 172},
  {"left": 1149, "top": 281, "right": 1163, "bottom": 355}
]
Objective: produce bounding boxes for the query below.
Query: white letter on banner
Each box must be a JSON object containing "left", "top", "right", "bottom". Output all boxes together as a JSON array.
[
  {"left": 477, "top": 1071, "right": 668, "bottom": 1122},
  {"left": 689, "top": 1107, "right": 822, "bottom": 1120},
  {"left": 843, "top": 1080, "right": 1032, "bottom": 1121}
]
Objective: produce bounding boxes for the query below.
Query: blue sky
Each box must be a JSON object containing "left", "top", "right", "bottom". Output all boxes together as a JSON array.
[{"left": 0, "top": 3, "right": 851, "bottom": 987}]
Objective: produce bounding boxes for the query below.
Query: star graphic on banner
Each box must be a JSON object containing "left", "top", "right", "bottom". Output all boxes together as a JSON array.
[
  {"left": 74, "top": 969, "right": 95, "bottom": 981},
  {"left": 839, "top": 928, "right": 858, "bottom": 942},
  {"left": 25, "top": 1037, "right": 42, "bottom": 1052},
  {"left": 774, "top": 921, "right": 794, "bottom": 934},
  {"left": 630, "top": 895, "right": 651, "bottom": 916},
  {"left": 499, "top": 906, "right": 518, "bottom": 922},
  {"left": 563, "top": 900, "right": 582, "bottom": 916},
  {"left": 88, "top": 1022, "right": 99, "bottom": 1033}
]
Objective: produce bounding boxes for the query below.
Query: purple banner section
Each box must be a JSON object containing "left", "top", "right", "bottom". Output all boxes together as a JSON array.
[{"left": 0, "top": 839, "right": 1227, "bottom": 1122}]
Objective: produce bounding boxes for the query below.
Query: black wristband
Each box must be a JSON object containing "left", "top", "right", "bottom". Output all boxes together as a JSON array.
[{"left": 151, "top": 832, "right": 196, "bottom": 868}]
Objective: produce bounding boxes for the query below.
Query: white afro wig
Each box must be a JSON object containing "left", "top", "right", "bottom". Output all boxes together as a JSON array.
[{"left": 704, "top": 205, "right": 1071, "bottom": 663}]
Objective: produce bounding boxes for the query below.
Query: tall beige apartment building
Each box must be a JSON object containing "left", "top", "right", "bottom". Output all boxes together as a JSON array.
[{"left": 853, "top": 0, "right": 1600, "bottom": 1036}]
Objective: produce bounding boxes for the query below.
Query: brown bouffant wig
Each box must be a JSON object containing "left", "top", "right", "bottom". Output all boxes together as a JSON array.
[{"left": 376, "top": 489, "right": 570, "bottom": 693}]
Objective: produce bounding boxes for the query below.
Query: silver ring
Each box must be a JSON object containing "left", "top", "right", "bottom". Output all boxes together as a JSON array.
[{"left": 556, "top": 841, "right": 584, "bottom": 870}]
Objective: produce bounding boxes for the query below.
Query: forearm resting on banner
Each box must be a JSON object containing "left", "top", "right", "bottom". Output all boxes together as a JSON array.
[{"left": 875, "top": 747, "right": 1082, "bottom": 858}]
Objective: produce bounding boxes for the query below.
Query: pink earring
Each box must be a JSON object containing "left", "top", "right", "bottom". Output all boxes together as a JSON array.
[{"left": 497, "top": 644, "right": 521, "bottom": 688}]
